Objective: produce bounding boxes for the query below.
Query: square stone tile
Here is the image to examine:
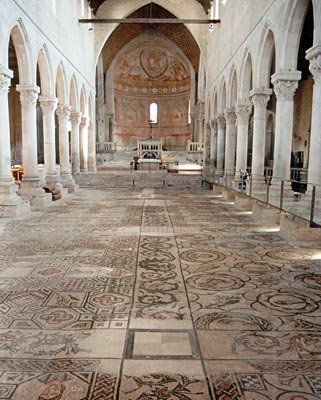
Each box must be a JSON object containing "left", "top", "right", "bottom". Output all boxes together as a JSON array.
[
  {"left": 125, "top": 329, "right": 200, "bottom": 359},
  {"left": 134, "top": 331, "right": 192, "bottom": 356}
]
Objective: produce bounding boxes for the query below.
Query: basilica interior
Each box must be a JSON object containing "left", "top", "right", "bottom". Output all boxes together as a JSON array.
[{"left": 0, "top": 0, "right": 321, "bottom": 399}]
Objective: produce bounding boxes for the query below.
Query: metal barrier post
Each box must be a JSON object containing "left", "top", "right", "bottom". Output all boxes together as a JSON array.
[
  {"left": 310, "top": 185, "right": 316, "bottom": 227},
  {"left": 132, "top": 179, "right": 135, "bottom": 186},
  {"left": 280, "top": 180, "right": 284, "bottom": 211},
  {"left": 249, "top": 174, "right": 253, "bottom": 196}
]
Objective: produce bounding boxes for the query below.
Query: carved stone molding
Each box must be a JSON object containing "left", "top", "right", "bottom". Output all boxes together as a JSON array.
[
  {"left": 70, "top": 112, "right": 82, "bottom": 127},
  {"left": 309, "top": 55, "right": 321, "bottom": 85},
  {"left": 235, "top": 102, "right": 252, "bottom": 123},
  {"left": 0, "top": 67, "right": 13, "bottom": 96},
  {"left": 39, "top": 97, "right": 58, "bottom": 115},
  {"left": 80, "top": 116, "right": 89, "bottom": 129},
  {"left": 272, "top": 79, "right": 299, "bottom": 101},
  {"left": 210, "top": 119, "right": 217, "bottom": 131},
  {"left": 224, "top": 109, "right": 236, "bottom": 126},
  {"left": 17, "top": 85, "right": 40, "bottom": 110},
  {"left": 250, "top": 92, "right": 271, "bottom": 108},
  {"left": 217, "top": 114, "right": 226, "bottom": 130},
  {"left": 56, "top": 105, "right": 71, "bottom": 122}
]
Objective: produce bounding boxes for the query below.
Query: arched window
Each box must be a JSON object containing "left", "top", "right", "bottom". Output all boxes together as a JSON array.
[{"left": 149, "top": 102, "right": 158, "bottom": 124}]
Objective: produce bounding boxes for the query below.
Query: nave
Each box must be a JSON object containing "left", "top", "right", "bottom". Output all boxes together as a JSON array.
[{"left": 0, "top": 173, "right": 320, "bottom": 399}]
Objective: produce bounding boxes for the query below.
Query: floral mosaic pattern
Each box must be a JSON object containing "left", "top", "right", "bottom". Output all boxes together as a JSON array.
[{"left": 0, "top": 173, "right": 320, "bottom": 399}]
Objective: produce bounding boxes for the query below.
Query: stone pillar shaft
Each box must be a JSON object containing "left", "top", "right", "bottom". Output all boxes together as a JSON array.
[
  {"left": 210, "top": 119, "right": 217, "bottom": 165},
  {"left": 235, "top": 102, "right": 252, "bottom": 175},
  {"left": 271, "top": 71, "right": 301, "bottom": 181},
  {"left": 224, "top": 109, "right": 237, "bottom": 176},
  {"left": 88, "top": 120, "right": 96, "bottom": 171},
  {"left": 250, "top": 89, "right": 272, "bottom": 178},
  {"left": 70, "top": 112, "right": 81, "bottom": 175},
  {"left": 216, "top": 114, "right": 225, "bottom": 173},
  {"left": 306, "top": 46, "right": 321, "bottom": 186},
  {"left": 0, "top": 68, "right": 14, "bottom": 181},
  {"left": 39, "top": 96, "right": 58, "bottom": 181},
  {"left": 16, "top": 85, "right": 40, "bottom": 179},
  {"left": 80, "top": 116, "right": 89, "bottom": 172},
  {"left": 56, "top": 105, "right": 74, "bottom": 188},
  {"left": 0, "top": 68, "right": 29, "bottom": 214}
]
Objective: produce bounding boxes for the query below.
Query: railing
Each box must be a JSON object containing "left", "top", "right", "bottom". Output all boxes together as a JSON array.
[
  {"left": 203, "top": 170, "right": 321, "bottom": 228},
  {"left": 96, "top": 142, "right": 116, "bottom": 163},
  {"left": 188, "top": 142, "right": 204, "bottom": 152}
]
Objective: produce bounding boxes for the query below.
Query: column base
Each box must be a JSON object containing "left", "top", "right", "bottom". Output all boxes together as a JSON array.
[
  {"left": 280, "top": 213, "right": 321, "bottom": 244},
  {"left": 221, "top": 187, "right": 235, "bottom": 202},
  {"left": 18, "top": 179, "right": 52, "bottom": 207},
  {"left": 0, "top": 180, "right": 30, "bottom": 217},
  {"left": 60, "top": 173, "right": 79, "bottom": 193},
  {"left": 252, "top": 201, "right": 281, "bottom": 226}
]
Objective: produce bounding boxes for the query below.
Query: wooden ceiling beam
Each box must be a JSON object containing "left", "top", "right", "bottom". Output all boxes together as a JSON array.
[{"left": 79, "top": 18, "right": 220, "bottom": 24}]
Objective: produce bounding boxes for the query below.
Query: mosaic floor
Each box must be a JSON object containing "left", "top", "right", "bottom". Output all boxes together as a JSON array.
[{"left": 0, "top": 175, "right": 320, "bottom": 399}]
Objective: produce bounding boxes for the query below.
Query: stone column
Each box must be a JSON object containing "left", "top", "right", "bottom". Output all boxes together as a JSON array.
[
  {"left": 203, "top": 121, "right": 211, "bottom": 167},
  {"left": 79, "top": 116, "right": 89, "bottom": 172},
  {"left": 271, "top": 72, "right": 301, "bottom": 186},
  {"left": 0, "top": 67, "right": 29, "bottom": 215},
  {"left": 210, "top": 119, "right": 217, "bottom": 174},
  {"left": 16, "top": 85, "right": 51, "bottom": 206},
  {"left": 235, "top": 101, "right": 252, "bottom": 177},
  {"left": 88, "top": 119, "right": 96, "bottom": 171},
  {"left": 224, "top": 109, "right": 237, "bottom": 178},
  {"left": 250, "top": 89, "right": 272, "bottom": 185},
  {"left": 216, "top": 114, "right": 225, "bottom": 175},
  {"left": 107, "top": 113, "right": 114, "bottom": 143},
  {"left": 56, "top": 105, "right": 77, "bottom": 191},
  {"left": 70, "top": 112, "right": 81, "bottom": 175},
  {"left": 39, "top": 96, "right": 61, "bottom": 188},
  {"left": 190, "top": 114, "right": 195, "bottom": 142},
  {"left": 306, "top": 46, "right": 321, "bottom": 187}
]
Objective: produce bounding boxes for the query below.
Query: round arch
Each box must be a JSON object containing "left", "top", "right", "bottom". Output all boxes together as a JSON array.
[
  {"left": 37, "top": 46, "right": 54, "bottom": 97},
  {"left": 256, "top": 26, "right": 276, "bottom": 88},
  {"left": 69, "top": 75, "right": 79, "bottom": 112},
  {"left": 56, "top": 63, "right": 68, "bottom": 105},
  {"left": 80, "top": 85, "right": 87, "bottom": 116},
  {"left": 281, "top": 0, "right": 311, "bottom": 70},
  {"left": 219, "top": 79, "right": 227, "bottom": 114},
  {"left": 228, "top": 67, "right": 237, "bottom": 108},
  {"left": 239, "top": 49, "right": 253, "bottom": 100},
  {"left": 8, "top": 20, "right": 32, "bottom": 85}
]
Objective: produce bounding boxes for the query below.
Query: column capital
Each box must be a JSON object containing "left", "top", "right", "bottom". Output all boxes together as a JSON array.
[
  {"left": 250, "top": 88, "right": 272, "bottom": 108},
  {"left": 80, "top": 116, "right": 89, "bottom": 129},
  {"left": 56, "top": 104, "right": 71, "bottom": 121},
  {"left": 16, "top": 85, "right": 40, "bottom": 109},
  {"left": 0, "top": 67, "right": 13, "bottom": 96},
  {"left": 235, "top": 101, "right": 252, "bottom": 123},
  {"left": 271, "top": 71, "right": 301, "bottom": 101},
  {"left": 39, "top": 96, "right": 58, "bottom": 114},
  {"left": 224, "top": 108, "right": 236, "bottom": 126},
  {"left": 308, "top": 53, "right": 321, "bottom": 85},
  {"left": 217, "top": 114, "right": 226, "bottom": 130},
  {"left": 306, "top": 44, "right": 321, "bottom": 61},
  {"left": 70, "top": 112, "right": 82, "bottom": 126},
  {"left": 210, "top": 119, "right": 217, "bottom": 130}
]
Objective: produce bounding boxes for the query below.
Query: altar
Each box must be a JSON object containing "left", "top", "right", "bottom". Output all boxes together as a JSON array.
[{"left": 136, "top": 140, "right": 163, "bottom": 171}]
